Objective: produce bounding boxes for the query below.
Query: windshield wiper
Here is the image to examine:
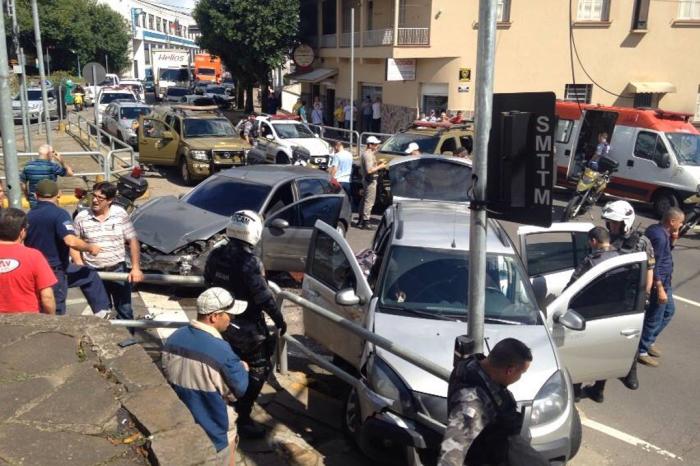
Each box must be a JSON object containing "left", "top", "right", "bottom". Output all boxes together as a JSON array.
[
  {"left": 484, "top": 316, "right": 522, "bottom": 325},
  {"left": 381, "top": 304, "right": 460, "bottom": 321}
]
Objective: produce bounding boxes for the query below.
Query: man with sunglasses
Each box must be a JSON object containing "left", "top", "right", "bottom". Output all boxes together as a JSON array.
[{"left": 72, "top": 181, "right": 144, "bottom": 320}]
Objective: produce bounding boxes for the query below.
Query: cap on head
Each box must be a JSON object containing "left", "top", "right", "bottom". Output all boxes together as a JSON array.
[
  {"left": 196, "top": 287, "right": 247, "bottom": 315},
  {"left": 226, "top": 210, "right": 263, "bottom": 247},
  {"left": 404, "top": 142, "right": 420, "bottom": 154},
  {"left": 366, "top": 136, "right": 381, "bottom": 145},
  {"left": 35, "top": 179, "right": 59, "bottom": 198}
]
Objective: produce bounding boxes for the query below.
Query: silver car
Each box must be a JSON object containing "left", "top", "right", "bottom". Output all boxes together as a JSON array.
[
  {"left": 302, "top": 156, "right": 647, "bottom": 465},
  {"left": 101, "top": 102, "right": 152, "bottom": 148},
  {"left": 12, "top": 87, "right": 58, "bottom": 121}
]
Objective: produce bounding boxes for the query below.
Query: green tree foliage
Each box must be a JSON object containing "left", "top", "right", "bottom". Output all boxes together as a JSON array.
[
  {"left": 194, "top": 0, "right": 300, "bottom": 111},
  {"left": 6, "top": 0, "right": 130, "bottom": 74}
]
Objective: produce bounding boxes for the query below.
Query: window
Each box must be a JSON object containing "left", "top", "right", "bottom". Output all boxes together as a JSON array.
[
  {"left": 459, "top": 136, "right": 474, "bottom": 154},
  {"left": 634, "top": 131, "right": 668, "bottom": 161},
  {"left": 679, "top": 0, "right": 700, "bottom": 19},
  {"left": 259, "top": 123, "right": 273, "bottom": 139},
  {"left": 265, "top": 182, "right": 294, "bottom": 216},
  {"left": 556, "top": 119, "right": 574, "bottom": 144},
  {"left": 184, "top": 178, "right": 271, "bottom": 217},
  {"left": 497, "top": 0, "right": 512, "bottom": 22},
  {"left": 172, "top": 118, "right": 181, "bottom": 136},
  {"left": 308, "top": 230, "right": 356, "bottom": 291},
  {"left": 148, "top": 14, "right": 154, "bottom": 30},
  {"left": 142, "top": 119, "right": 167, "bottom": 139},
  {"left": 271, "top": 197, "right": 342, "bottom": 228},
  {"left": 297, "top": 178, "right": 333, "bottom": 198},
  {"left": 577, "top": 0, "right": 610, "bottom": 21},
  {"left": 439, "top": 137, "right": 457, "bottom": 154},
  {"left": 633, "top": 93, "right": 653, "bottom": 108},
  {"left": 564, "top": 84, "right": 592, "bottom": 103},
  {"left": 632, "top": 0, "right": 650, "bottom": 29},
  {"left": 570, "top": 263, "right": 642, "bottom": 320},
  {"left": 524, "top": 232, "right": 589, "bottom": 276}
]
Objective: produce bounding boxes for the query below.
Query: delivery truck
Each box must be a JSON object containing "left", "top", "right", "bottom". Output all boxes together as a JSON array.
[
  {"left": 194, "top": 53, "right": 222, "bottom": 84},
  {"left": 152, "top": 49, "right": 191, "bottom": 100}
]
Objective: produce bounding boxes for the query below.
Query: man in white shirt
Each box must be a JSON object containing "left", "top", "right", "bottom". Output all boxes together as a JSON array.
[
  {"left": 372, "top": 97, "right": 382, "bottom": 132},
  {"left": 344, "top": 101, "right": 357, "bottom": 129},
  {"left": 330, "top": 140, "right": 354, "bottom": 201}
]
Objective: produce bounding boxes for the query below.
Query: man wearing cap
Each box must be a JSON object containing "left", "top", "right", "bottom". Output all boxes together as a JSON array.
[
  {"left": 25, "top": 180, "right": 111, "bottom": 317},
  {"left": 20, "top": 144, "right": 74, "bottom": 209},
  {"left": 358, "top": 136, "right": 387, "bottom": 230},
  {"left": 405, "top": 142, "right": 422, "bottom": 156},
  {"left": 163, "top": 287, "right": 249, "bottom": 466}
]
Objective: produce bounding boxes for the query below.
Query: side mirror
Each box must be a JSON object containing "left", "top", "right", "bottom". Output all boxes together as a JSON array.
[
  {"left": 335, "top": 288, "right": 360, "bottom": 306},
  {"left": 655, "top": 152, "right": 671, "bottom": 169},
  {"left": 269, "top": 218, "right": 289, "bottom": 230},
  {"left": 160, "top": 130, "right": 174, "bottom": 140},
  {"left": 554, "top": 309, "right": 586, "bottom": 331},
  {"left": 531, "top": 275, "right": 548, "bottom": 309},
  {"left": 265, "top": 134, "right": 274, "bottom": 141}
]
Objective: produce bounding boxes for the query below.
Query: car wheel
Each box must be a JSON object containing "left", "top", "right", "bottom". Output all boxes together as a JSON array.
[
  {"left": 344, "top": 386, "right": 362, "bottom": 438},
  {"left": 276, "top": 152, "right": 290, "bottom": 165},
  {"left": 179, "top": 157, "right": 194, "bottom": 186},
  {"left": 652, "top": 190, "right": 679, "bottom": 218},
  {"left": 570, "top": 407, "right": 582, "bottom": 459}
]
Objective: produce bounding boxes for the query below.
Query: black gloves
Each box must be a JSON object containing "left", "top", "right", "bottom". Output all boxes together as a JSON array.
[{"left": 276, "top": 320, "right": 287, "bottom": 336}]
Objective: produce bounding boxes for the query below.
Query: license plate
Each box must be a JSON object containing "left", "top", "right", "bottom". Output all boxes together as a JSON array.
[
  {"left": 220, "top": 152, "right": 233, "bottom": 158},
  {"left": 313, "top": 157, "right": 326, "bottom": 165}
]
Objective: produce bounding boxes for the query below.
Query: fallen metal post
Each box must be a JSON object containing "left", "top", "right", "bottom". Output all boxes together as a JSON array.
[{"left": 98, "top": 272, "right": 205, "bottom": 287}]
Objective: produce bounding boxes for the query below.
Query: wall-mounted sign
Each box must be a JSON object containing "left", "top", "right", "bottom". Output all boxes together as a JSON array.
[
  {"left": 459, "top": 68, "right": 471, "bottom": 82},
  {"left": 386, "top": 58, "right": 416, "bottom": 81},
  {"left": 292, "top": 44, "right": 316, "bottom": 68},
  {"left": 458, "top": 85, "right": 470, "bottom": 93}
]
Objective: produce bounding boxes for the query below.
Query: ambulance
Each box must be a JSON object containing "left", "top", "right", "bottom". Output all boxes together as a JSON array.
[{"left": 555, "top": 101, "right": 700, "bottom": 216}]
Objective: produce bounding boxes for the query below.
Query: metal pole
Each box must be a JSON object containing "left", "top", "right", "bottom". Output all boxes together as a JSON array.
[
  {"left": 105, "top": 54, "right": 109, "bottom": 74},
  {"left": 0, "top": 7, "right": 22, "bottom": 209},
  {"left": 31, "top": 0, "right": 52, "bottom": 144},
  {"left": 9, "top": 0, "right": 30, "bottom": 152},
  {"left": 46, "top": 47, "right": 50, "bottom": 76},
  {"left": 19, "top": 49, "right": 31, "bottom": 151},
  {"left": 58, "top": 84, "right": 63, "bottom": 122},
  {"left": 467, "top": 0, "right": 498, "bottom": 354},
  {"left": 92, "top": 64, "right": 99, "bottom": 127},
  {"left": 349, "top": 7, "right": 355, "bottom": 148}
]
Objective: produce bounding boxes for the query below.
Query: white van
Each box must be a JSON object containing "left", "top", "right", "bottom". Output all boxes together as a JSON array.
[{"left": 555, "top": 101, "right": 700, "bottom": 216}]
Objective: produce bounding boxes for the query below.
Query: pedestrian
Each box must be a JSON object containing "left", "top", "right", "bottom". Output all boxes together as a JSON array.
[
  {"left": 72, "top": 181, "right": 144, "bottom": 320},
  {"left": 162, "top": 287, "right": 249, "bottom": 466},
  {"left": 404, "top": 142, "right": 421, "bottom": 156},
  {"left": 242, "top": 113, "right": 258, "bottom": 145},
  {"left": 334, "top": 101, "right": 345, "bottom": 128},
  {"left": 330, "top": 140, "right": 353, "bottom": 200},
  {"left": 450, "top": 110, "right": 465, "bottom": 124},
  {"left": 602, "top": 200, "right": 654, "bottom": 389},
  {"left": 20, "top": 144, "right": 74, "bottom": 208},
  {"left": 204, "top": 210, "right": 287, "bottom": 439},
  {"left": 638, "top": 207, "right": 685, "bottom": 367},
  {"left": 266, "top": 92, "right": 278, "bottom": 115},
  {"left": 440, "top": 112, "right": 450, "bottom": 123},
  {"left": 439, "top": 338, "right": 547, "bottom": 466},
  {"left": 298, "top": 100, "right": 308, "bottom": 123},
  {"left": 0, "top": 208, "right": 56, "bottom": 314},
  {"left": 344, "top": 100, "right": 356, "bottom": 130},
  {"left": 292, "top": 98, "right": 302, "bottom": 115},
  {"left": 361, "top": 96, "right": 372, "bottom": 132},
  {"left": 311, "top": 102, "right": 324, "bottom": 126},
  {"left": 591, "top": 132, "right": 610, "bottom": 162},
  {"left": 24, "top": 180, "right": 112, "bottom": 317},
  {"left": 357, "top": 136, "right": 387, "bottom": 230},
  {"left": 371, "top": 97, "right": 382, "bottom": 132}
]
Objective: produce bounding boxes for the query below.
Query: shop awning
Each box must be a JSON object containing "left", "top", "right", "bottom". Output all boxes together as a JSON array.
[
  {"left": 287, "top": 68, "right": 338, "bottom": 83},
  {"left": 625, "top": 81, "right": 676, "bottom": 94}
]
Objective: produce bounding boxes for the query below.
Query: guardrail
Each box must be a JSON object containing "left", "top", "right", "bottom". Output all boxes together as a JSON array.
[
  {"left": 0, "top": 150, "right": 132, "bottom": 182},
  {"left": 307, "top": 124, "right": 362, "bottom": 154},
  {"left": 363, "top": 28, "right": 394, "bottom": 46},
  {"left": 320, "top": 33, "right": 337, "bottom": 48}
]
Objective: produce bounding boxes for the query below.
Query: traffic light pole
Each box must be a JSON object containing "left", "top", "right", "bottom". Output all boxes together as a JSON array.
[
  {"left": 467, "top": 0, "right": 498, "bottom": 354},
  {"left": 30, "top": 0, "right": 52, "bottom": 145},
  {"left": 0, "top": 3, "right": 22, "bottom": 208}
]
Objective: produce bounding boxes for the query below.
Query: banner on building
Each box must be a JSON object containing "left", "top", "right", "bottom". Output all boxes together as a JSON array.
[{"left": 386, "top": 59, "right": 416, "bottom": 81}]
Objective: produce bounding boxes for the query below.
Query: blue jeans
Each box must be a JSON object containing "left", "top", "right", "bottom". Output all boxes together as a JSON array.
[
  {"left": 639, "top": 284, "right": 675, "bottom": 355},
  {"left": 53, "top": 264, "right": 112, "bottom": 316},
  {"left": 97, "top": 262, "right": 134, "bottom": 320}
]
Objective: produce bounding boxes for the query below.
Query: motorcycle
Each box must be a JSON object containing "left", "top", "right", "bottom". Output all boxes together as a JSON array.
[
  {"left": 680, "top": 186, "right": 700, "bottom": 236},
  {"left": 73, "top": 92, "right": 84, "bottom": 112},
  {"left": 73, "top": 166, "right": 149, "bottom": 219},
  {"left": 561, "top": 156, "right": 619, "bottom": 221}
]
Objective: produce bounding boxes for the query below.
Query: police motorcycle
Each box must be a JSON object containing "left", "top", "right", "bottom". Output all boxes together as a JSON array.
[
  {"left": 73, "top": 166, "right": 149, "bottom": 219},
  {"left": 561, "top": 156, "right": 618, "bottom": 221},
  {"left": 680, "top": 184, "right": 700, "bottom": 236}
]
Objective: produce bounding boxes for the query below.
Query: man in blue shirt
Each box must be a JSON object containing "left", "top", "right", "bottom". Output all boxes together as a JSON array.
[
  {"left": 25, "top": 180, "right": 111, "bottom": 316},
  {"left": 638, "top": 207, "right": 685, "bottom": 367},
  {"left": 20, "top": 144, "right": 74, "bottom": 208},
  {"left": 162, "top": 287, "right": 249, "bottom": 466}
]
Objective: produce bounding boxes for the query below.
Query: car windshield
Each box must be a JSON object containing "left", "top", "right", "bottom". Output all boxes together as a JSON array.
[
  {"left": 120, "top": 107, "right": 151, "bottom": 120},
  {"left": 184, "top": 177, "right": 271, "bottom": 217},
  {"left": 184, "top": 118, "right": 236, "bottom": 138},
  {"left": 167, "top": 88, "right": 188, "bottom": 97},
  {"left": 206, "top": 87, "right": 225, "bottom": 95},
  {"left": 160, "top": 69, "right": 189, "bottom": 81},
  {"left": 390, "top": 158, "right": 471, "bottom": 202},
  {"left": 198, "top": 68, "right": 216, "bottom": 75},
  {"left": 273, "top": 122, "right": 315, "bottom": 139},
  {"left": 666, "top": 132, "right": 700, "bottom": 166},
  {"left": 379, "top": 246, "right": 540, "bottom": 324},
  {"left": 100, "top": 93, "right": 136, "bottom": 104},
  {"left": 380, "top": 133, "right": 440, "bottom": 155}
]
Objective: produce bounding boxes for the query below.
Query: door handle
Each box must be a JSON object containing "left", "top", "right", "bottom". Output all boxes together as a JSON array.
[
  {"left": 564, "top": 149, "right": 571, "bottom": 156},
  {"left": 620, "top": 329, "right": 640, "bottom": 338},
  {"left": 627, "top": 160, "right": 634, "bottom": 167}
]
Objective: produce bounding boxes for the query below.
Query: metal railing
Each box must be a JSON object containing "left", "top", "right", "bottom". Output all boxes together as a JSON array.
[
  {"left": 340, "top": 32, "right": 360, "bottom": 47},
  {"left": 0, "top": 150, "right": 131, "bottom": 182},
  {"left": 397, "top": 27, "right": 430, "bottom": 45},
  {"left": 307, "top": 124, "right": 361, "bottom": 154},
  {"left": 321, "top": 33, "right": 337, "bottom": 48},
  {"left": 363, "top": 28, "right": 394, "bottom": 46}
]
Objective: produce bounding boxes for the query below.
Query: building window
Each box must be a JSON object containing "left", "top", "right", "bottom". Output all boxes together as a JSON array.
[
  {"left": 148, "top": 14, "right": 154, "bottom": 30},
  {"left": 632, "top": 0, "right": 650, "bottom": 29},
  {"left": 577, "top": 0, "right": 610, "bottom": 21},
  {"left": 497, "top": 0, "right": 512, "bottom": 22},
  {"left": 679, "top": 0, "right": 700, "bottom": 19},
  {"left": 144, "top": 44, "right": 151, "bottom": 65},
  {"left": 564, "top": 84, "right": 593, "bottom": 103},
  {"left": 633, "top": 93, "right": 653, "bottom": 108},
  {"left": 156, "top": 18, "right": 161, "bottom": 32}
]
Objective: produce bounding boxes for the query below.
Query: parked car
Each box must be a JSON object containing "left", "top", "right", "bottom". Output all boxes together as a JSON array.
[
  {"left": 252, "top": 115, "right": 332, "bottom": 169},
  {"left": 119, "top": 79, "right": 147, "bottom": 102},
  {"left": 95, "top": 87, "right": 138, "bottom": 125},
  {"left": 204, "top": 85, "right": 235, "bottom": 109},
  {"left": 163, "top": 86, "right": 190, "bottom": 103},
  {"left": 180, "top": 95, "right": 218, "bottom": 106},
  {"left": 131, "top": 166, "right": 352, "bottom": 275},
  {"left": 137, "top": 105, "right": 251, "bottom": 185},
  {"left": 301, "top": 156, "right": 647, "bottom": 465},
  {"left": 12, "top": 87, "right": 58, "bottom": 121},
  {"left": 101, "top": 101, "right": 152, "bottom": 148}
]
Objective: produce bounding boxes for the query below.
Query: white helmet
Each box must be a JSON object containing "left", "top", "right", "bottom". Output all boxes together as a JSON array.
[
  {"left": 601, "top": 200, "right": 635, "bottom": 234},
  {"left": 226, "top": 210, "right": 263, "bottom": 247}
]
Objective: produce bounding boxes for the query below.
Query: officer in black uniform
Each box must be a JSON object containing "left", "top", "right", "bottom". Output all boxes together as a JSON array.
[
  {"left": 204, "top": 210, "right": 286, "bottom": 438},
  {"left": 439, "top": 338, "right": 547, "bottom": 466}
]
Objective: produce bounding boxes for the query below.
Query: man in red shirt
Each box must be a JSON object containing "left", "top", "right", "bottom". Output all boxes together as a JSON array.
[{"left": 0, "top": 208, "right": 56, "bottom": 314}]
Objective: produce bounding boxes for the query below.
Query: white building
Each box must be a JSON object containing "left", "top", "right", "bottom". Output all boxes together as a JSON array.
[{"left": 98, "top": 0, "right": 201, "bottom": 79}]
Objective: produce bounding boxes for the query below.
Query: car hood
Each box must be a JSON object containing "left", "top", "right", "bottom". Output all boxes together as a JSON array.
[
  {"left": 373, "top": 312, "right": 558, "bottom": 401},
  {"left": 118, "top": 119, "right": 137, "bottom": 130},
  {"left": 285, "top": 138, "right": 330, "bottom": 156},
  {"left": 185, "top": 137, "right": 250, "bottom": 150},
  {"left": 131, "top": 195, "right": 230, "bottom": 253}
]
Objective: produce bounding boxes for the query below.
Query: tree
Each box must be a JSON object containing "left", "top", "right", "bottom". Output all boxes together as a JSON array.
[{"left": 193, "top": 0, "right": 300, "bottom": 111}]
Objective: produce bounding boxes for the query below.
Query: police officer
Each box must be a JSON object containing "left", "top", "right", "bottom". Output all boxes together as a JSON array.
[
  {"left": 439, "top": 338, "right": 547, "bottom": 466},
  {"left": 602, "top": 200, "right": 654, "bottom": 391},
  {"left": 204, "top": 210, "right": 286, "bottom": 438}
]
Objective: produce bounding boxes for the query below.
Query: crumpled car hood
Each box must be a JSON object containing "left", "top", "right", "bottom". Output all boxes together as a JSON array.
[{"left": 131, "top": 196, "right": 230, "bottom": 254}]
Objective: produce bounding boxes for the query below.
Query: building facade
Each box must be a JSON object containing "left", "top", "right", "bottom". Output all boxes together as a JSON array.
[
  {"left": 99, "top": 0, "right": 200, "bottom": 79},
  {"left": 295, "top": 0, "right": 700, "bottom": 131}
]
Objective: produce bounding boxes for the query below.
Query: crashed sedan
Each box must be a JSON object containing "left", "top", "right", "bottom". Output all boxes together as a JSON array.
[{"left": 131, "top": 165, "right": 352, "bottom": 275}]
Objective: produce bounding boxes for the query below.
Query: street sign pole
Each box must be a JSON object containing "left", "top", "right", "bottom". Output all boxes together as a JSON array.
[
  {"left": 467, "top": 0, "right": 498, "bottom": 354},
  {"left": 349, "top": 8, "right": 354, "bottom": 147},
  {"left": 92, "top": 64, "right": 99, "bottom": 127},
  {"left": 0, "top": 5, "right": 22, "bottom": 209},
  {"left": 30, "top": 0, "right": 52, "bottom": 145},
  {"left": 9, "top": 0, "right": 30, "bottom": 151},
  {"left": 20, "top": 49, "right": 32, "bottom": 151}
]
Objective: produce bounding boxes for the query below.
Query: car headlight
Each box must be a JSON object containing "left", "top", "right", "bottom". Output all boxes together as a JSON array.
[
  {"left": 367, "top": 353, "right": 415, "bottom": 415},
  {"left": 530, "top": 370, "right": 567, "bottom": 427},
  {"left": 190, "top": 150, "right": 210, "bottom": 161}
]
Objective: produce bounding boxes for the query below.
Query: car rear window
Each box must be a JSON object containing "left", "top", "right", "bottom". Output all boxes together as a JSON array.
[
  {"left": 184, "top": 176, "right": 271, "bottom": 217},
  {"left": 100, "top": 93, "right": 136, "bottom": 104}
]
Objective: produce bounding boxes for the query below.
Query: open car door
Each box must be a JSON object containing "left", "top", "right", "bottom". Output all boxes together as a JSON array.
[
  {"left": 302, "top": 220, "right": 373, "bottom": 370},
  {"left": 388, "top": 155, "right": 472, "bottom": 203},
  {"left": 138, "top": 117, "right": 179, "bottom": 165},
  {"left": 545, "top": 252, "right": 647, "bottom": 384},
  {"left": 261, "top": 194, "right": 344, "bottom": 272}
]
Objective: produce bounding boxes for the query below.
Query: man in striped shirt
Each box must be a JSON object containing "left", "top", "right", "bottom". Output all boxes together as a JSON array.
[
  {"left": 20, "top": 144, "right": 74, "bottom": 208},
  {"left": 72, "top": 181, "right": 143, "bottom": 319}
]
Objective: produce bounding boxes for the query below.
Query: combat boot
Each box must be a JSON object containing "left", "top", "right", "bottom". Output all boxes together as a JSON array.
[
  {"left": 237, "top": 417, "right": 266, "bottom": 439},
  {"left": 619, "top": 363, "right": 639, "bottom": 390}
]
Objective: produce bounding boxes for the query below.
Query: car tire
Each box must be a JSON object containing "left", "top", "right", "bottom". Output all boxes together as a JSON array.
[
  {"left": 343, "top": 386, "right": 362, "bottom": 439},
  {"left": 569, "top": 407, "right": 583, "bottom": 460},
  {"left": 179, "top": 157, "right": 194, "bottom": 186},
  {"left": 652, "top": 190, "right": 679, "bottom": 218},
  {"left": 276, "top": 152, "right": 290, "bottom": 165}
]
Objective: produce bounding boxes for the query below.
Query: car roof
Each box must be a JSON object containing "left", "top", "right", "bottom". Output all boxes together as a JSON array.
[
  {"left": 216, "top": 165, "right": 329, "bottom": 186},
  {"left": 111, "top": 101, "right": 150, "bottom": 108},
  {"left": 388, "top": 201, "right": 513, "bottom": 254}
]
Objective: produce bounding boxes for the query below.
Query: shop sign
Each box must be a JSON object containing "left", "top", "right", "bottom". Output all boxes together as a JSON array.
[{"left": 386, "top": 58, "right": 416, "bottom": 81}]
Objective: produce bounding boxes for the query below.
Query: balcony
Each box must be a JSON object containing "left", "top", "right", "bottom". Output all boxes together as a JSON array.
[
  {"left": 363, "top": 28, "right": 394, "bottom": 46},
  {"left": 321, "top": 33, "right": 337, "bottom": 48},
  {"left": 340, "top": 32, "right": 360, "bottom": 47},
  {"left": 397, "top": 27, "right": 429, "bottom": 46}
]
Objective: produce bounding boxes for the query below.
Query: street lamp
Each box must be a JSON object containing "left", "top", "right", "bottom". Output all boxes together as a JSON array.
[{"left": 69, "top": 49, "right": 80, "bottom": 78}]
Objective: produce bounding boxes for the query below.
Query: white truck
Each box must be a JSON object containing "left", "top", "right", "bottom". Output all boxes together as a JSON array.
[{"left": 152, "top": 49, "right": 190, "bottom": 100}]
